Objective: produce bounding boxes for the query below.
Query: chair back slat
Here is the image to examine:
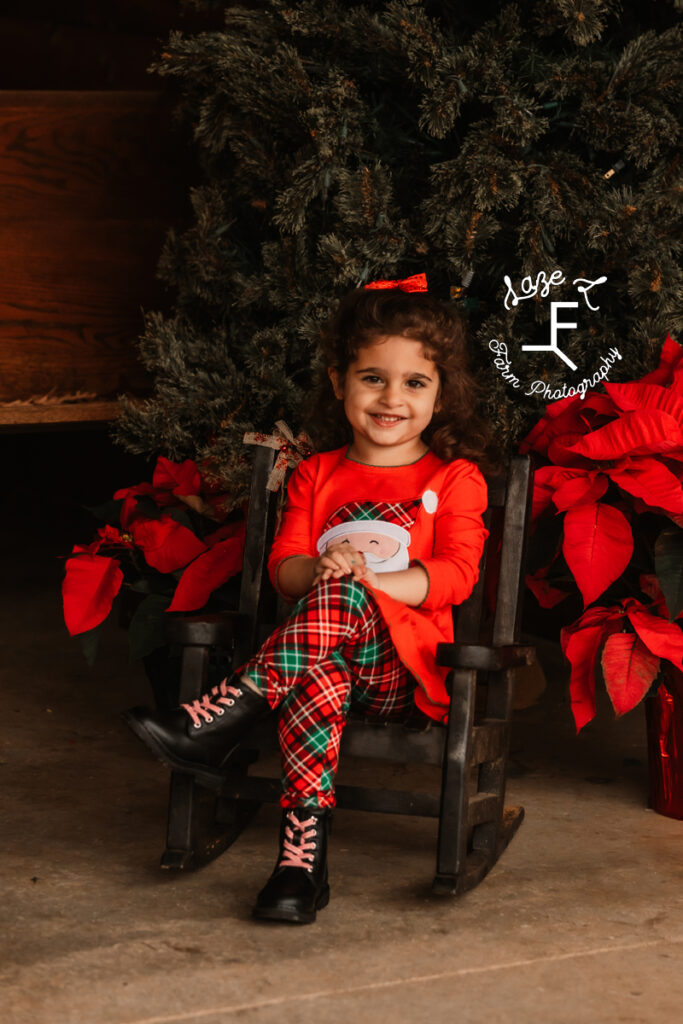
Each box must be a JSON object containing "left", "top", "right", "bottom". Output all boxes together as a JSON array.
[
  {"left": 483, "top": 473, "right": 507, "bottom": 509},
  {"left": 491, "top": 457, "right": 532, "bottom": 646},
  {"left": 234, "top": 446, "right": 279, "bottom": 664}
]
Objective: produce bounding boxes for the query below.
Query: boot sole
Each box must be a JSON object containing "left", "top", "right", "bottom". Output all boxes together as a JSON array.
[
  {"left": 121, "top": 710, "right": 230, "bottom": 790},
  {"left": 252, "top": 885, "right": 330, "bottom": 924}
]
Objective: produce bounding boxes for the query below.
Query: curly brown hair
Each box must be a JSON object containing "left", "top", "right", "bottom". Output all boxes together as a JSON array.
[{"left": 305, "top": 287, "right": 497, "bottom": 469}]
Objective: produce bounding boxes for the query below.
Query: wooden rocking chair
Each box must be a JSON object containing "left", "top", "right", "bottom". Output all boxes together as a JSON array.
[{"left": 158, "top": 445, "right": 535, "bottom": 896}]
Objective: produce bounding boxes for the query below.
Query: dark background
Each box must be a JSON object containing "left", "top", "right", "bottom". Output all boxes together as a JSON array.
[
  {"left": 1, "top": 3, "right": 224, "bottom": 585},
  {"left": 0, "top": 1, "right": 223, "bottom": 90}
]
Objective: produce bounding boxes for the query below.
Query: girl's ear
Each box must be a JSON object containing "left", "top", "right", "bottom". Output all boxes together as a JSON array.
[{"left": 328, "top": 367, "right": 345, "bottom": 400}]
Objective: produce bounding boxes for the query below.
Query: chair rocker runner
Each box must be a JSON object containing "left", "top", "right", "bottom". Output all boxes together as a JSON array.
[{"left": 148, "top": 445, "right": 535, "bottom": 896}]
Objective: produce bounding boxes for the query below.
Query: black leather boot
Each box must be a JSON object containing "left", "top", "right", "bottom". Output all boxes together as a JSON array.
[
  {"left": 253, "top": 808, "right": 331, "bottom": 924},
  {"left": 122, "top": 677, "right": 271, "bottom": 788}
]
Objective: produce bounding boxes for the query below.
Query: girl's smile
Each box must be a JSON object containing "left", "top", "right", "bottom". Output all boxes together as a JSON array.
[{"left": 329, "top": 335, "right": 441, "bottom": 466}]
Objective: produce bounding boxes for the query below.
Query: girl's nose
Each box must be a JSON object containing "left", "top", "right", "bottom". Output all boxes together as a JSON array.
[{"left": 381, "top": 380, "right": 403, "bottom": 405}]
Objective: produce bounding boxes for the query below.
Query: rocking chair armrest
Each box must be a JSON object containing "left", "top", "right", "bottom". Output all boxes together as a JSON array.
[
  {"left": 164, "top": 611, "right": 250, "bottom": 648},
  {"left": 435, "top": 642, "right": 536, "bottom": 672}
]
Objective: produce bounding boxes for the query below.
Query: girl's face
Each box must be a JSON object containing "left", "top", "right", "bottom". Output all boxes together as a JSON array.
[{"left": 329, "top": 335, "right": 441, "bottom": 465}]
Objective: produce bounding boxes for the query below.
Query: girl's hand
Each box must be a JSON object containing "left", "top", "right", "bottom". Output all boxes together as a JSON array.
[
  {"left": 356, "top": 565, "right": 378, "bottom": 589},
  {"left": 312, "top": 543, "right": 366, "bottom": 584}
]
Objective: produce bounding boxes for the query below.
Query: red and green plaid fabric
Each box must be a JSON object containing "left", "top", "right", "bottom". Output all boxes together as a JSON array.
[
  {"left": 242, "top": 577, "right": 414, "bottom": 808},
  {"left": 320, "top": 498, "right": 422, "bottom": 532}
]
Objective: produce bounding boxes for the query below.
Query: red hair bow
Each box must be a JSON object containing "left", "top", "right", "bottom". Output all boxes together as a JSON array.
[{"left": 364, "top": 272, "right": 428, "bottom": 293}]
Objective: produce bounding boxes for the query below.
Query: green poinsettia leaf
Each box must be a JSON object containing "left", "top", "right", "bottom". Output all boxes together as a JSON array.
[
  {"left": 654, "top": 526, "right": 683, "bottom": 621},
  {"left": 526, "top": 514, "right": 563, "bottom": 576},
  {"left": 126, "top": 578, "right": 154, "bottom": 594},
  {"left": 79, "top": 623, "right": 105, "bottom": 667},
  {"left": 133, "top": 496, "right": 162, "bottom": 520},
  {"left": 165, "top": 506, "right": 196, "bottom": 531},
  {"left": 84, "top": 499, "right": 124, "bottom": 526},
  {"left": 128, "top": 593, "right": 172, "bottom": 662}
]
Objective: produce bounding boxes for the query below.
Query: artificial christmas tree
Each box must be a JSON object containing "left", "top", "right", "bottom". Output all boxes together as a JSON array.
[{"left": 114, "top": 0, "right": 681, "bottom": 506}]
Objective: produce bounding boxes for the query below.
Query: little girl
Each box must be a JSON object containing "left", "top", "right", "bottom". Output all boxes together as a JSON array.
[{"left": 125, "top": 274, "right": 490, "bottom": 924}]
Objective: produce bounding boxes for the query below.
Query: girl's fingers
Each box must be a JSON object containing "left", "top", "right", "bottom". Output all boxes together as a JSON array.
[
  {"left": 313, "top": 564, "right": 342, "bottom": 583},
  {"left": 316, "top": 547, "right": 367, "bottom": 581},
  {"left": 324, "top": 555, "right": 352, "bottom": 575},
  {"left": 314, "top": 561, "right": 368, "bottom": 587}
]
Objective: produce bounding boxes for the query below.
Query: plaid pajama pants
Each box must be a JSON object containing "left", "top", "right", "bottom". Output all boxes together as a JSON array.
[{"left": 241, "top": 576, "right": 414, "bottom": 809}]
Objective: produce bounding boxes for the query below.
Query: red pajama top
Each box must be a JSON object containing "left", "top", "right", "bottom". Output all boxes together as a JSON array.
[{"left": 267, "top": 446, "right": 488, "bottom": 722}]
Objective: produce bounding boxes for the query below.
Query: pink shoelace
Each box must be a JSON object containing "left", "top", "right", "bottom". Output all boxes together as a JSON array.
[
  {"left": 181, "top": 678, "right": 243, "bottom": 728},
  {"left": 278, "top": 811, "right": 318, "bottom": 871}
]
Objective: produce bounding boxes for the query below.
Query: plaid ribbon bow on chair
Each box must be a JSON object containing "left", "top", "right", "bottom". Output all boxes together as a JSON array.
[{"left": 243, "top": 420, "right": 313, "bottom": 492}]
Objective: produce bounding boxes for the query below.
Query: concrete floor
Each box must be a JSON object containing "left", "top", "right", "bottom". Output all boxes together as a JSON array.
[{"left": 3, "top": 565, "right": 683, "bottom": 1024}]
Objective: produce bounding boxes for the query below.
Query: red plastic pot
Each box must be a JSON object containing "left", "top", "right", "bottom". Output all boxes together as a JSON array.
[{"left": 646, "top": 666, "right": 683, "bottom": 820}]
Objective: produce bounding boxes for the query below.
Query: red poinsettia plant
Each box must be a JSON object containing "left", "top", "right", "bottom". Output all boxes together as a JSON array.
[
  {"left": 521, "top": 335, "right": 683, "bottom": 731},
  {"left": 62, "top": 456, "right": 245, "bottom": 663}
]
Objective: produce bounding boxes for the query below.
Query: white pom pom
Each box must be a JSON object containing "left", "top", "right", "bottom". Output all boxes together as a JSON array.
[{"left": 421, "top": 490, "right": 438, "bottom": 514}]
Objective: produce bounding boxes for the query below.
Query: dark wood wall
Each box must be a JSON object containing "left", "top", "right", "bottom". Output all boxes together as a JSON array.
[
  {"left": 0, "top": 1, "right": 222, "bottom": 90},
  {"left": 0, "top": 2, "right": 222, "bottom": 427}
]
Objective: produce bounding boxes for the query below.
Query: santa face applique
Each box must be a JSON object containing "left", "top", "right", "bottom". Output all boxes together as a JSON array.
[{"left": 316, "top": 499, "right": 424, "bottom": 574}]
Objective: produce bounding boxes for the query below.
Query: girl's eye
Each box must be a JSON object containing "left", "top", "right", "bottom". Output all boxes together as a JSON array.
[
  {"left": 407, "top": 379, "right": 426, "bottom": 389},
  {"left": 362, "top": 375, "right": 383, "bottom": 384}
]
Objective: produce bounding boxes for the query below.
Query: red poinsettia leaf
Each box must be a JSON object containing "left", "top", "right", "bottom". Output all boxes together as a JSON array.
[
  {"left": 639, "top": 335, "right": 683, "bottom": 388},
  {"left": 96, "top": 524, "right": 122, "bottom": 545},
  {"left": 561, "top": 606, "right": 626, "bottom": 729},
  {"left": 541, "top": 392, "right": 583, "bottom": 419},
  {"left": 566, "top": 409, "right": 683, "bottom": 461},
  {"left": 562, "top": 624, "right": 603, "bottom": 730},
  {"left": 625, "top": 602, "right": 683, "bottom": 660},
  {"left": 547, "top": 432, "right": 596, "bottom": 467},
  {"left": 539, "top": 390, "right": 613, "bottom": 422},
  {"left": 152, "top": 457, "right": 202, "bottom": 497},
  {"left": 563, "top": 604, "right": 624, "bottom": 635},
  {"left": 579, "top": 393, "right": 619, "bottom": 417},
  {"left": 562, "top": 503, "right": 633, "bottom": 606},
  {"left": 658, "top": 455, "right": 683, "bottom": 482},
  {"left": 115, "top": 485, "right": 176, "bottom": 528},
  {"left": 131, "top": 517, "right": 207, "bottom": 573},
  {"left": 521, "top": 395, "right": 616, "bottom": 457},
  {"left": 525, "top": 567, "right": 568, "bottom": 608},
  {"left": 113, "top": 481, "right": 156, "bottom": 501},
  {"left": 605, "top": 381, "right": 683, "bottom": 426},
  {"left": 553, "top": 470, "right": 608, "bottom": 512},
  {"left": 519, "top": 417, "right": 552, "bottom": 455},
  {"left": 607, "top": 458, "right": 683, "bottom": 515},
  {"left": 167, "top": 536, "right": 245, "bottom": 612},
  {"left": 601, "top": 632, "right": 660, "bottom": 717},
  {"left": 113, "top": 481, "right": 174, "bottom": 506},
  {"left": 521, "top": 402, "right": 582, "bottom": 455},
  {"left": 561, "top": 606, "right": 624, "bottom": 731},
  {"left": 93, "top": 524, "right": 134, "bottom": 551},
  {"left": 531, "top": 466, "right": 589, "bottom": 521},
  {"left": 62, "top": 554, "right": 124, "bottom": 636},
  {"left": 625, "top": 602, "right": 683, "bottom": 669}
]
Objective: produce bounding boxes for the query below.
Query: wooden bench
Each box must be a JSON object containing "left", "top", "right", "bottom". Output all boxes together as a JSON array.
[{"left": 159, "top": 445, "right": 535, "bottom": 896}]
